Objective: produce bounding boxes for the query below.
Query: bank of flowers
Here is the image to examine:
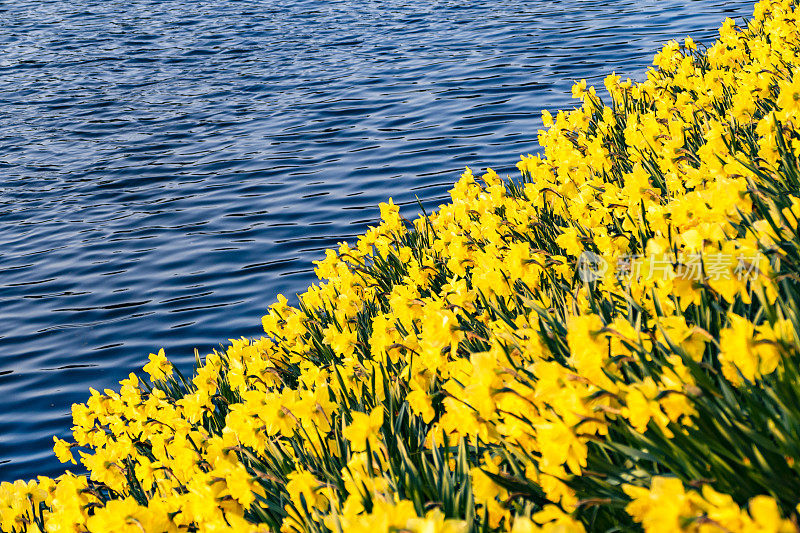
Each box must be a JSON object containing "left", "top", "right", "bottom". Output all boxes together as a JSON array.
[{"left": 5, "top": 1, "right": 800, "bottom": 531}]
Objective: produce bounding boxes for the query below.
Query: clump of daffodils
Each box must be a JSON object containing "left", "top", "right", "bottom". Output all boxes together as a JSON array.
[{"left": 6, "top": 1, "right": 800, "bottom": 531}]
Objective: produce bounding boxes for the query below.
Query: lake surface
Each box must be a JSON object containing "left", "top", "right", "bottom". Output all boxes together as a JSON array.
[{"left": 0, "top": 0, "right": 755, "bottom": 480}]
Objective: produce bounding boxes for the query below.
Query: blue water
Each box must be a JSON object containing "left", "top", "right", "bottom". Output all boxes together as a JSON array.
[{"left": 0, "top": 0, "right": 755, "bottom": 480}]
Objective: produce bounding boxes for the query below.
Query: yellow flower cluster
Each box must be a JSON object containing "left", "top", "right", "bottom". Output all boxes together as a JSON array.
[
  {"left": 624, "top": 477, "right": 795, "bottom": 533},
  {"left": 5, "top": 0, "right": 800, "bottom": 531}
]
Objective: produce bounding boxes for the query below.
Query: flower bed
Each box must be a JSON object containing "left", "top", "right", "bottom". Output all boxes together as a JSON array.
[{"left": 5, "top": 1, "right": 800, "bottom": 531}]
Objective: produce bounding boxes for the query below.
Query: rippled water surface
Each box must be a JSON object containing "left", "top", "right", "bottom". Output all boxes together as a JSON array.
[{"left": 1, "top": 0, "right": 756, "bottom": 479}]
